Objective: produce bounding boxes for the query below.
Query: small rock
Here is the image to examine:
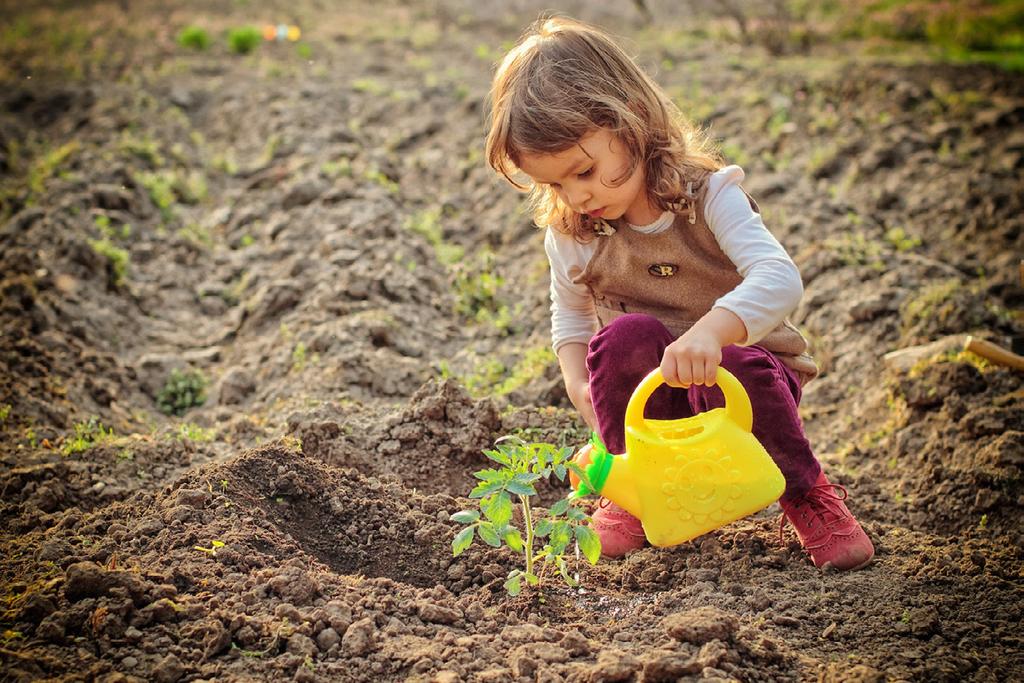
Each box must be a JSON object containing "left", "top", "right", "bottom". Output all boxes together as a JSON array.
[
  {"left": 342, "top": 617, "right": 375, "bottom": 656},
  {"left": 590, "top": 649, "right": 640, "bottom": 682},
  {"left": 417, "top": 602, "right": 462, "bottom": 625},
  {"left": 500, "top": 623, "right": 549, "bottom": 643},
  {"left": 217, "top": 367, "right": 256, "bottom": 405},
  {"left": 173, "top": 488, "right": 209, "bottom": 509},
  {"left": 286, "top": 633, "right": 317, "bottom": 659},
  {"left": 662, "top": 607, "right": 738, "bottom": 644},
  {"left": 316, "top": 627, "right": 340, "bottom": 651},
  {"left": 36, "top": 613, "right": 65, "bottom": 642},
  {"left": 282, "top": 179, "right": 327, "bottom": 209},
  {"left": 908, "top": 605, "right": 941, "bottom": 638},
  {"left": 560, "top": 629, "right": 591, "bottom": 656},
  {"left": 152, "top": 654, "right": 184, "bottom": 683},
  {"left": 64, "top": 562, "right": 110, "bottom": 601},
  {"left": 642, "top": 649, "right": 702, "bottom": 681}
]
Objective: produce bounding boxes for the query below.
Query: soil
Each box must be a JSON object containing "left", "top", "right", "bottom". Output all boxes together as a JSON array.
[{"left": 1, "top": 1, "right": 1022, "bottom": 681}]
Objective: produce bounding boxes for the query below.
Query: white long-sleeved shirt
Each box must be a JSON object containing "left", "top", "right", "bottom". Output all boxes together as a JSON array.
[{"left": 544, "top": 165, "right": 803, "bottom": 352}]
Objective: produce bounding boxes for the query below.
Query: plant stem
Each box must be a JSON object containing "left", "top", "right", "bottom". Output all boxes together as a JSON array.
[{"left": 521, "top": 494, "right": 534, "bottom": 577}]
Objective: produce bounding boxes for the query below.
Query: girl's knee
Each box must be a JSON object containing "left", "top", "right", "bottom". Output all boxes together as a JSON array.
[
  {"left": 720, "top": 345, "right": 785, "bottom": 388},
  {"left": 588, "top": 314, "right": 672, "bottom": 371}
]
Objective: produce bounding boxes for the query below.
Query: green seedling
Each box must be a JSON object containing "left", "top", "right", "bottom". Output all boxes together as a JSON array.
[
  {"left": 176, "top": 422, "right": 215, "bottom": 442},
  {"left": 178, "top": 26, "right": 211, "bottom": 50},
  {"left": 0, "top": 404, "right": 10, "bottom": 423},
  {"left": 194, "top": 540, "right": 225, "bottom": 555},
  {"left": 157, "top": 368, "right": 207, "bottom": 416},
  {"left": 62, "top": 417, "right": 116, "bottom": 455},
  {"left": 88, "top": 238, "right": 129, "bottom": 288},
  {"left": 227, "top": 26, "right": 261, "bottom": 55},
  {"left": 451, "top": 436, "right": 600, "bottom": 596}
]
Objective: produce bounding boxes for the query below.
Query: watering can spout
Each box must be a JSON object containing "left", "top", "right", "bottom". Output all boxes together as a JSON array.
[
  {"left": 570, "top": 367, "right": 786, "bottom": 548},
  {"left": 570, "top": 438, "right": 641, "bottom": 517}
]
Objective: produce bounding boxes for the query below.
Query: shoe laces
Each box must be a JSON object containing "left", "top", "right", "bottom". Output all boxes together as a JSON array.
[{"left": 778, "top": 479, "right": 850, "bottom": 544}]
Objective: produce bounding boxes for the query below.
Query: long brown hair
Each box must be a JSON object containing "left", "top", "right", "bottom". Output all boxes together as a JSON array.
[{"left": 485, "top": 15, "right": 723, "bottom": 241}]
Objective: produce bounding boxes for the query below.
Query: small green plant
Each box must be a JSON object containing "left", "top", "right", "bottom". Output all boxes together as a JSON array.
[
  {"left": 363, "top": 167, "right": 399, "bottom": 193},
  {"left": 404, "top": 207, "right": 463, "bottom": 264},
  {"left": 452, "top": 251, "right": 506, "bottom": 322},
  {"left": 27, "top": 141, "right": 79, "bottom": 198},
  {"left": 62, "top": 417, "right": 116, "bottom": 455},
  {"left": 227, "top": 26, "right": 261, "bottom": 55},
  {"left": 88, "top": 238, "right": 129, "bottom": 287},
  {"left": 291, "top": 341, "right": 318, "bottom": 371},
  {"left": 193, "top": 540, "right": 225, "bottom": 555},
  {"left": 157, "top": 368, "right": 208, "bottom": 416},
  {"left": 351, "top": 78, "right": 387, "bottom": 96},
  {"left": 176, "top": 423, "right": 215, "bottom": 442},
  {"left": 451, "top": 436, "right": 600, "bottom": 596},
  {"left": 321, "top": 157, "right": 352, "bottom": 179},
  {"left": 0, "top": 403, "right": 10, "bottom": 423},
  {"left": 884, "top": 226, "right": 922, "bottom": 252},
  {"left": 136, "top": 170, "right": 176, "bottom": 222},
  {"left": 177, "top": 25, "right": 212, "bottom": 50},
  {"left": 178, "top": 223, "right": 213, "bottom": 249},
  {"left": 296, "top": 42, "right": 312, "bottom": 59},
  {"left": 825, "top": 232, "right": 885, "bottom": 270}
]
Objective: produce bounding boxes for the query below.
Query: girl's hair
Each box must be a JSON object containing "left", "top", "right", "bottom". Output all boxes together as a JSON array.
[{"left": 485, "top": 15, "right": 723, "bottom": 241}]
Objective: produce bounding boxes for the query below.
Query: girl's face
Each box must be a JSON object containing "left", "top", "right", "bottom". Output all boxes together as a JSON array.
[{"left": 518, "top": 128, "right": 660, "bottom": 226}]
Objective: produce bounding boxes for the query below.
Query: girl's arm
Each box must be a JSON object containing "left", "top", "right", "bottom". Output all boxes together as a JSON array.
[
  {"left": 661, "top": 166, "right": 802, "bottom": 386},
  {"left": 556, "top": 342, "right": 598, "bottom": 431}
]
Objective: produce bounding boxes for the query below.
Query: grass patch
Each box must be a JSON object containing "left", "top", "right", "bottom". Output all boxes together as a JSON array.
[
  {"left": 27, "top": 141, "right": 79, "bottom": 198},
  {"left": 62, "top": 417, "right": 117, "bottom": 456},
  {"left": 404, "top": 208, "right": 463, "bottom": 264},
  {"left": 832, "top": 0, "right": 1024, "bottom": 71},
  {"left": 176, "top": 423, "right": 215, "bottom": 442},
  {"left": 88, "top": 238, "right": 129, "bottom": 287},
  {"left": 825, "top": 231, "right": 885, "bottom": 270},
  {"left": 177, "top": 26, "right": 211, "bottom": 50},
  {"left": 157, "top": 368, "right": 208, "bottom": 416},
  {"left": 227, "top": 26, "right": 261, "bottom": 55}
]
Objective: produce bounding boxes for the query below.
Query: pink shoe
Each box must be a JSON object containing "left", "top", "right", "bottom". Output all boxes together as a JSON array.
[
  {"left": 779, "top": 471, "right": 875, "bottom": 571},
  {"left": 591, "top": 498, "right": 646, "bottom": 558}
]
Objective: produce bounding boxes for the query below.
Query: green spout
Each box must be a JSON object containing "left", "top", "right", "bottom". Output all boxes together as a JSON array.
[{"left": 572, "top": 433, "right": 614, "bottom": 498}]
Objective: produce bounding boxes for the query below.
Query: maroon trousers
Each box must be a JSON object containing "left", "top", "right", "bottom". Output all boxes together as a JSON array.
[{"left": 586, "top": 314, "right": 821, "bottom": 503}]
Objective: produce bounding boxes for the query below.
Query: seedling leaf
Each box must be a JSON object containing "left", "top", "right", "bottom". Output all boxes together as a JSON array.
[
  {"left": 506, "top": 480, "right": 536, "bottom": 496},
  {"left": 575, "top": 525, "right": 601, "bottom": 565},
  {"left": 469, "top": 479, "right": 505, "bottom": 499},
  {"left": 478, "top": 522, "right": 501, "bottom": 547},
  {"left": 483, "top": 493, "right": 512, "bottom": 526},
  {"left": 450, "top": 510, "right": 480, "bottom": 524},
  {"left": 452, "top": 526, "right": 475, "bottom": 556},
  {"left": 504, "top": 528, "right": 523, "bottom": 552},
  {"left": 549, "top": 497, "right": 570, "bottom": 516},
  {"left": 535, "top": 518, "right": 554, "bottom": 537}
]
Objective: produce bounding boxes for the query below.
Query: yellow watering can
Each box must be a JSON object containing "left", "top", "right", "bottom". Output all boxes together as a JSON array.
[{"left": 571, "top": 367, "right": 785, "bottom": 547}]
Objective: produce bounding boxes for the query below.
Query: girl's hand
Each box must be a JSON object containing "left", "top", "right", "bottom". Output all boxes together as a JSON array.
[
  {"left": 661, "top": 327, "right": 723, "bottom": 387},
  {"left": 567, "top": 379, "right": 598, "bottom": 432}
]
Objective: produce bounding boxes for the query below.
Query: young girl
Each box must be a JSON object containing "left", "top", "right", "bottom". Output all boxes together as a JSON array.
[{"left": 484, "top": 15, "right": 874, "bottom": 571}]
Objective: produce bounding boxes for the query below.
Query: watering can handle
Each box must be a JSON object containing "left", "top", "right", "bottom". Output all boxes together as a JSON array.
[{"left": 624, "top": 367, "right": 754, "bottom": 433}]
